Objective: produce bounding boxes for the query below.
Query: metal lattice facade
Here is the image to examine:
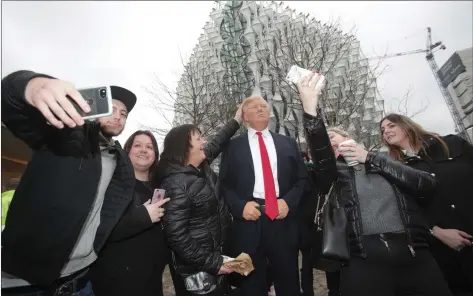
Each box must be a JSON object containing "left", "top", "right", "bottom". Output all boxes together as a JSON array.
[{"left": 173, "top": 1, "right": 385, "bottom": 150}]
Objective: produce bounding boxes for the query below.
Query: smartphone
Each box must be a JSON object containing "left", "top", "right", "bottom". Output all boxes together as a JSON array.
[
  {"left": 152, "top": 189, "right": 166, "bottom": 204},
  {"left": 68, "top": 86, "right": 113, "bottom": 120},
  {"left": 286, "top": 65, "right": 326, "bottom": 89}
]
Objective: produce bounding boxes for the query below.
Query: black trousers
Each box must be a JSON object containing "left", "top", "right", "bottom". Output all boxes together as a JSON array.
[
  {"left": 301, "top": 247, "right": 340, "bottom": 296},
  {"left": 237, "top": 213, "right": 300, "bottom": 296},
  {"left": 430, "top": 240, "right": 473, "bottom": 296},
  {"left": 340, "top": 233, "right": 452, "bottom": 296},
  {"left": 168, "top": 263, "right": 191, "bottom": 296}
]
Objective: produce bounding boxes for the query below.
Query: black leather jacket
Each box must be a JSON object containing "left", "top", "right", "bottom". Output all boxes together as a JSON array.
[
  {"left": 303, "top": 113, "right": 436, "bottom": 258},
  {"left": 159, "top": 120, "right": 239, "bottom": 276}
]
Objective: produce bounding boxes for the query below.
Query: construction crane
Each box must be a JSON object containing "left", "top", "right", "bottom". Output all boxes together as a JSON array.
[{"left": 367, "top": 28, "right": 471, "bottom": 143}]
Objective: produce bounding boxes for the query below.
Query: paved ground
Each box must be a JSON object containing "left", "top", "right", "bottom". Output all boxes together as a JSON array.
[{"left": 163, "top": 254, "right": 329, "bottom": 296}]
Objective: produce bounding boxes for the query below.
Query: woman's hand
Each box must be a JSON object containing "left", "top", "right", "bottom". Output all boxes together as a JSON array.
[
  {"left": 144, "top": 198, "right": 170, "bottom": 223},
  {"left": 432, "top": 226, "right": 472, "bottom": 251},
  {"left": 234, "top": 104, "right": 243, "bottom": 124},
  {"left": 218, "top": 265, "right": 233, "bottom": 275},
  {"left": 296, "top": 72, "right": 326, "bottom": 117},
  {"left": 339, "top": 142, "right": 369, "bottom": 164}
]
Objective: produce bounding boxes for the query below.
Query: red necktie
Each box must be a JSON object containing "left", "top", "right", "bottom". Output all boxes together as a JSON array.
[{"left": 256, "top": 132, "right": 279, "bottom": 220}]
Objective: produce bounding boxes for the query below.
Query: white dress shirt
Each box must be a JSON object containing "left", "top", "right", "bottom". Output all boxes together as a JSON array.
[{"left": 248, "top": 127, "right": 280, "bottom": 199}]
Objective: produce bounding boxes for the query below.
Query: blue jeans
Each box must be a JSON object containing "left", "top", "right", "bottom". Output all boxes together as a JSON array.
[{"left": 73, "top": 281, "right": 94, "bottom": 296}]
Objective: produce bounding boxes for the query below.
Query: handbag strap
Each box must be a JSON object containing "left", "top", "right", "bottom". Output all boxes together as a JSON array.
[{"left": 314, "top": 182, "right": 335, "bottom": 226}]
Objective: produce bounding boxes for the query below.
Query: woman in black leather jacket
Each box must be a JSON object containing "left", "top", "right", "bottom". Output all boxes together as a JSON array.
[
  {"left": 296, "top": 73, "right": 452, "bottom": 296},
  {"left": 154, "top": 107, "right": 242, "bottom": 296},
  {"left": 380, "top": 113, "right": 473, "bottom": 295}
]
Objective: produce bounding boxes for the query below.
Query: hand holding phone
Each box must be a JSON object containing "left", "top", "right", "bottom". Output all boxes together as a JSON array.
[
  {"left": 24, "top": 77, "right": 91, "bottom": 129},
  {"left": 286, "top": 65, "right": 325, "bottom": 89},
  {"left": 152, "top": 189, "right": 166, "bottom": 204},
  {"left": 70, "top": 86, "right": 113, "bottom": 120}
]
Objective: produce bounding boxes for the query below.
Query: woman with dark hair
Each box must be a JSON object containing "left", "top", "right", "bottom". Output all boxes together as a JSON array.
[
  {"left": 156, "top": 107, "right": 242, "bottom": 296},
  {"left": 89, "top": 130, "right": 173, "bottom": 296},
  {"left": 296, "top": 73, "right": 452, "bottom": 296},
  {"left": 380, "top": 113, "right": 473, "bottom": 295}
]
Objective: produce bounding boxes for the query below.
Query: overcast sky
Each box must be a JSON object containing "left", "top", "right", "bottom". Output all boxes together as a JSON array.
[{"left": 2, "top": 1, "right": 472, "bottom": 145}]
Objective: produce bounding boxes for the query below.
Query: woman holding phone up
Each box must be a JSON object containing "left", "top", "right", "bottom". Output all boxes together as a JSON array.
[
  {"left": 297, "top": 73, "right": 452, "bottom": 296},
  {"left": 90, "top": 130, "right": 178, "bottom": 296},
  {"left": 155, "top": 106, "right": 242, "bottom": 296}
]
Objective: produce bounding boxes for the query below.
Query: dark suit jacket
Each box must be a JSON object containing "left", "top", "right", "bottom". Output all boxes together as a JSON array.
[{"left": 220, "top": 131, "right": 308, "bottom": 255}]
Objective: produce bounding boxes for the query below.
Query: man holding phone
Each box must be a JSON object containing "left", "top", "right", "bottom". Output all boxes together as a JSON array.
[{"left": 1, "top": 70, "right": 137, "bottom": 296}]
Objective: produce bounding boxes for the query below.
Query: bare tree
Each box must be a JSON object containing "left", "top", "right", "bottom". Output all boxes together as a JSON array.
[
  {"left": 385, "top": 85, "right": 429, "bottom": 118},
  {"left": 142, "top": 52, "right": 238, "bottom": 137}
]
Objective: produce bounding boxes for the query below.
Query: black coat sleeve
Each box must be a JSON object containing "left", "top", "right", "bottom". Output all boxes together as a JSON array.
[
  {"left": 106, "top": 205, "right": 154, "bottom": 243},
  {"left": 161, "top": 180, "right": 223, "bottom": 275},
  {"left": 217, "top": 193, "right": 230, "bottom": 250},
  {"left": 303, "top": 113, "right": 338, "bottom": 195},
  {"left": 1, "top": 70, "right": 57, "bottom": 150},
  {"left": 365, "top": 152, "right": 436, "bottom": 197},
  {"left": 204, "top": 119, "right": 240, "bottom": 164}
]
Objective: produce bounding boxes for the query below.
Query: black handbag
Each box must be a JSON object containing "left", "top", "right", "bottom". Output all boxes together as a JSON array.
[
  {"left": 171, "top": 252, "right": 228, "bottom": 295},
  {"left": 312, "top": 182, "right": 350, "bottom": 272},
  {"left": 182, "top": 270, "right": 219, "bottom": 295}
]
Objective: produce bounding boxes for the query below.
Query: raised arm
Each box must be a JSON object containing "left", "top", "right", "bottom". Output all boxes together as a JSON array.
[
  {"left": 204, "top": 105, "right": 242, "bottom": 164},
  {"left": 303, "top": 113, "right": 338, "bottom": 195},
  {"left": 2, "top": 71, "right": 56, "bottom": 149},
  {"left": 296, "top": 73, "right": 337, "bottom": 194},
  {"left": 204, "top": 119, "right": 240, "bottom": 164},
  {"left": 2, "top": 70, "right": 90, "bottom": 150}
]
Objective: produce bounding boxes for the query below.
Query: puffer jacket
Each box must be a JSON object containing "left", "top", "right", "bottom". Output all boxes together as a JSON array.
[
  {"left": 159, "top": 120, "right": 240, "bottom": 276},
  {"left": 303, "top": 112, "right": 436, "bottom": 258}
]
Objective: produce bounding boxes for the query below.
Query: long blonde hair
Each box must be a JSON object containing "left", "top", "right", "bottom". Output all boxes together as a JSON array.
[{"left": 380, "top": 113, "right": 449, "bottom": 161}]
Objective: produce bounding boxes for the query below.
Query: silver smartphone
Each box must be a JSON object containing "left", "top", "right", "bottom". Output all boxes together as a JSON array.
[
  {"left": 286, "top": 65, "right": 326, "bottom": 89},
  {"left": 68, "top": 86, "right": 113, "bottom": 120},
  {"left": 286, "top": 65, "right": 314, "bottom": 84}
]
